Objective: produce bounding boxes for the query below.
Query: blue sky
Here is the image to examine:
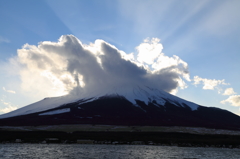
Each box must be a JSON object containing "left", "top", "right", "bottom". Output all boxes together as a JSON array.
[{"left": 0, "top": 0, "right": 240, "bottom": 115}]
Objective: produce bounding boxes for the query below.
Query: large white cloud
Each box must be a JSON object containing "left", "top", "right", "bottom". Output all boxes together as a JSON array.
[
  {"left": 13, "top": 35, "right": 190, "bottom": 99},
  {"left": 137, "top": 38, "right": 163, "bottom": 65}
]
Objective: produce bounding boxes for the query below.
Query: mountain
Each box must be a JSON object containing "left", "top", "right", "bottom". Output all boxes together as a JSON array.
[{"left": 0, "top": 86, "right": 240, "bottom": 130}]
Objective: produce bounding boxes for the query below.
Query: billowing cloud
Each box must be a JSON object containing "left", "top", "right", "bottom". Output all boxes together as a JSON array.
[
  {"left": 2, "top": 87, "right": 16, "bottom": 94},
  {"left": 137, "top": 38, "right": 163, "bottom": 65},
  {"left": 193, "top": 76, "right": 228, "bottom": 90},
  {"left": 223, "top": 88, "right": 236, "bottom": 96},
  {"left": 136, "top": 38, "right": 190, "bottom": 84},
  {"left": 12, "top": 35, "right": 190, "bottom": 99},
  {"left": 221, "top": 95, "right": 240, "bottom": 107}
]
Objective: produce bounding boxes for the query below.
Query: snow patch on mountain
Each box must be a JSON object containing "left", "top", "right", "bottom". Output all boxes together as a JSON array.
[
  {"left": 75, "top": 85, "right": 199, "bottom": 111},
  {"left": 39, "top": 108, "right": 70, "bottom": 116},
  {"left": 0, "top": 96, "right": 79, "bottom": 119}
]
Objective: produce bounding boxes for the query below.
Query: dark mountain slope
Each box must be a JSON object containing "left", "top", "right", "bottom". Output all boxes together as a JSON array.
[{"left": 0, "top": 95, "right": 240, "bottom": 130}]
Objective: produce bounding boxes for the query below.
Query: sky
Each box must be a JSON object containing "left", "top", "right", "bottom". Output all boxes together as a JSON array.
[{"left": 0, "top": 0, "right": 240, "bottom": 116}]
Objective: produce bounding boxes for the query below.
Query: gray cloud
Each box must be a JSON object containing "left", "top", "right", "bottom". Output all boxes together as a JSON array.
[
  {"left": 147, "top": 67, "right": 180, "bottom": 93},
  {"left": 16, "top": 35, "right": 190, "bottom": 98}
]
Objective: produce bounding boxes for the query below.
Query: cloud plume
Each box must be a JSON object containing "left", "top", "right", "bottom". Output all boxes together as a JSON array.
[{"left": 14, "top": 35, "right": 190, "bottom": 99}]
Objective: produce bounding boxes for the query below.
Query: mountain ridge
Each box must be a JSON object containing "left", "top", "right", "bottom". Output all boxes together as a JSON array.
[
  {"left": 0, "top": 85, "right": 198, "bottom": 119},
  {"left": 0, "top": 86, "right": 240, "bottom": 130}
]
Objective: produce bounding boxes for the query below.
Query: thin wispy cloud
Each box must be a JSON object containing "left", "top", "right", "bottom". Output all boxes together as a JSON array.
[
  {"left": 0, "top": 36, "right": 10, "bottom": 43},
  {"left": 193, "top": 76, "right": 228, "bottom": 91},
  {"left": 2, "top": 87, "right": 16, "bottom": 94},
  {"left": 0, "top": 99, "right": 17, "bottom": 114},
  {"left": 201, "top": 0, "right": 240, "bottom": 36}
]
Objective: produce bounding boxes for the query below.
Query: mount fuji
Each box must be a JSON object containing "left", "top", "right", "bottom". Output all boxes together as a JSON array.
[{"left": 0, "top": 86, "right": 240, "bottom": 130}]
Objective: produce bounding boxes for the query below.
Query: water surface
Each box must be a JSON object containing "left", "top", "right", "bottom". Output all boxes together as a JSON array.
[{"left": 0, "top": 144, "right": 240, "bottom": 159}]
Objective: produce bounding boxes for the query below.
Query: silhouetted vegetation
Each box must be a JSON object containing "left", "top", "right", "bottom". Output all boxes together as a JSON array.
[{"left": 1, "top": 130, "right": 240, "bottom": 148}]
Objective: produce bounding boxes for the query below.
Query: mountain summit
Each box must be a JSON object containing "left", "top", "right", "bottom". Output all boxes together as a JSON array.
[{"left": 0, "top": 86, "right": 240, "bottom": 130}]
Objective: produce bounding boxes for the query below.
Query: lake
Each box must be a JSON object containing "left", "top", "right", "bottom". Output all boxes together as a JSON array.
[{"left": 0, "top": 144, "right": 240, "bottom": 159}]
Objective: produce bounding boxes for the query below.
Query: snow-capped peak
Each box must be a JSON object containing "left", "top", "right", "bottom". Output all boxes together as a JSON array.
[
  {"left": 0, "top": 85, "right": 199, "bottom": 119},
  {"left": 75, "top": 85, "right": 199, "bottom": 111}
]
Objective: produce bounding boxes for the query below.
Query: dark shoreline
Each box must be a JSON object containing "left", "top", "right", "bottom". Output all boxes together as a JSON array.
[{"left": 1, "top": 131, "right": 240, "bottom": 148}]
